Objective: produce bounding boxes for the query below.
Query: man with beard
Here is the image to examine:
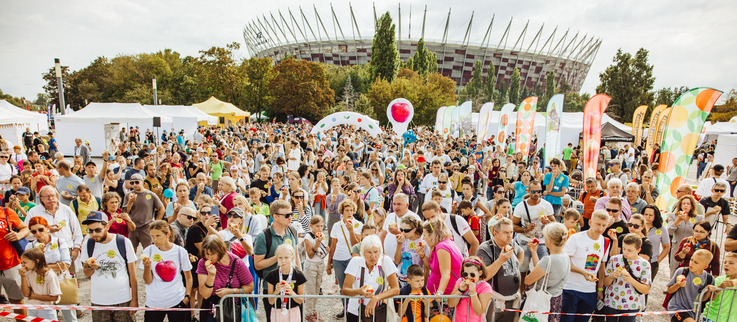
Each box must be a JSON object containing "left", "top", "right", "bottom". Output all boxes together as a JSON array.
[{"left": 80, "top": 211, "right": 138, "bottom": 322}]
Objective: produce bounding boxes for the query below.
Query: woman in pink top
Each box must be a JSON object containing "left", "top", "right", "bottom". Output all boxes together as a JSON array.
[
  {"left": 449, "top": 256, "right": 493, "bottom": 322},
  {"left": 419, "top": 218, "right": 463, "bottom": 296}
]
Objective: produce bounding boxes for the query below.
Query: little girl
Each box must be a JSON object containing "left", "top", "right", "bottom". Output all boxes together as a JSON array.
[
  {"left": 311, "top": 171, "right": 329, "bottom": 222},
  {"left": 20, "top": 248, "right": 62, "bottom": 320},
  {"left": 302, "top": 216, "right": 328, "bottom": 322},
  {"left": 266, "top": 244, "right": 307, "bottom": 322},
  {"left": 448, "top": 256, "right": 493, "bottom": 322},
  {"left": 394, "top": 216, "right": 429, "bottom": 287}
]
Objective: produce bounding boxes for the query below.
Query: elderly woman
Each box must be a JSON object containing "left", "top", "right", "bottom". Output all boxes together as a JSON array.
[
  {"left": 386, "top": 168, "right": 416, "bottom": 213},
  {"left": 674, "top": 220, "right": 721, "bottom": 275},
  {"left": 100, "top": 191, "right": 135, "bottom": 238},
  {"left": 25, "top": 217, "right": 77, "bottom": 322},
  {"left": 667, "top": 195, "right": 705, "bottom": 277},
  {"left": 418, "top": 215, "right": 463, "bottom": 299},
  {"left": 213, "top": 176, "right": 237, "bottom": 227},
  {"left": 196, "top": 235, "right": 254, "bottom": 322},
  {"left": 342, "top": 234, "right": 400, "bottom": 322}
]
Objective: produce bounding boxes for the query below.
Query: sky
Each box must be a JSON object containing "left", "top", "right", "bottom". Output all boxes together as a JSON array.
[{"left": 1, "top": 0, "right": 735, "bottom": 102}]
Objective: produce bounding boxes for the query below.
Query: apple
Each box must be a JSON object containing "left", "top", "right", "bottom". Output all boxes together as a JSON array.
[
  {"left": 35, "top": 243, "right": 46, "bottom": 249},
  {"left": 189, "top": 254, "right": 198, "bottom": 263},
  {"left": 417, "top": 241, "right": 425, "bottom": 248},
  {"left": 677, "top": 275, "right": 686, "bottom": 283},
  {"left": 530, "top": 238, "right": 539, "bottom": 245},
  {"left": 87, "top": 258, "right": 96, "bottom": 265},
  {"left": 391, "top": 102, "right": 411, "bottom": 123},
  {"left": 504, "top": 245, "right": 512, "bottom": 252},
  {"left": 608, "top": 229, "right": 617, "bottom": 236},
  {"left": 155, "top": 260, "right": 178, "bottom": 282},
  {"left": 366, "top": 287, "right": 374, "bottom": 294},
  {"left": 396, "top": 234, "right": 402, "bottom": 239},
  {"left": 205, "top": 260, "right": 213, "bottom": 267}
]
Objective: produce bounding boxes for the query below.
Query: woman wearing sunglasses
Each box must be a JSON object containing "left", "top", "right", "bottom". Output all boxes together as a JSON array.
[
  {"left": 101, "top": 191, "right": 135, "bottom": 238},
  {"left": 608, "top": 214, "right": 653, "bottom": 261},
  {"left": 25, "top": 216, "right": 77, "bottom": 322},
  {"left": 290, "top": 189, "right": 314, "bottom": 233}
]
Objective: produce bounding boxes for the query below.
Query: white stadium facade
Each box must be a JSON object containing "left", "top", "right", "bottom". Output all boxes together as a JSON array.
[{"left": 242, "top": 4, "right": 601, "bottom": 92}]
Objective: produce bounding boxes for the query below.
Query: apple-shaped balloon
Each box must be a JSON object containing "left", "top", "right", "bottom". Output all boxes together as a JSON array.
[
  {"left": 391, "top": 102, "right": 411, "bottom": 123},
  {"left": 387, "top": 98, "right": 414, "bottom": 136},
  {"left": 155, "top": 260, "right": 177, "bottom": 282}
]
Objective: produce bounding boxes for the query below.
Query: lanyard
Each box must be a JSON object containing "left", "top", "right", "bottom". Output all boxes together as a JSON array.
[{"left": 278, "top": 267, "right": 293, "bottom": 314}]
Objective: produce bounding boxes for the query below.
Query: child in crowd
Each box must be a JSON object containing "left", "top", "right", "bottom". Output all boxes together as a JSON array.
[
  {"left": 702, "top": 252, "right": 737, "bottom": 322},
  {"left": 603, "top": 234, "right": 652, "bottom": 321},
  {"left": 249, "top": 187, "right": 270, "bottom": 222},
  {"left": 394, "top": 216, "right": 429, "bottom": 287},
  {"left": 397, "top": 264, "right": 430, "bottom": 322},
  {"left": 448, "top": 256, "right": 493, "bottom": 322},
  {"left": 458, "top": 200, "right": 481, "bottom": 242},
  {"left": 563, "top": 209, "right": 580, "bottom": 236},
  {"left": 430, "top": 190, "right": 449, "bottom": 213},
  {"left": 266, "top": 244, "right": 307, "bottom": 321},
  {"left": 351, "top": 224, "right": 377, "bottom": 257},
  {"left": 666, "top": 249, "right": 717, "bottom": 322},
  {"left": 302, "top": 216, "right": 328, "bottom": 322},
  {"left": 20, "top": 248, "right": 62, "bottom": 320}
]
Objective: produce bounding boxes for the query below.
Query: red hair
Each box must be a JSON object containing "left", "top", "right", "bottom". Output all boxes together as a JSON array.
[{"left": 28, "top": 216, "right": 49, "bottom": 228}]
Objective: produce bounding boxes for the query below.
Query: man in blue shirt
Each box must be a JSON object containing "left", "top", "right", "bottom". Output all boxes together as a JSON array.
[
  {"left": 543, "top": 158, "right": 569, "bottom": 221},
  {"left": 176, "top": 131, "right": 185, "bottom": 150}
]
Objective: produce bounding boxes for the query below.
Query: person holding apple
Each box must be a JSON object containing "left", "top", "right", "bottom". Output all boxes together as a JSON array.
[
  {"left": 140, "top": 220, "right": 193, "bottom": 321},
  {"left": 197, "top": 235, "right": 254, "bottom": 322}
]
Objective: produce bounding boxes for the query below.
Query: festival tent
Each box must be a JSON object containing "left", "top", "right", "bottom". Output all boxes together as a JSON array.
[
  {"left": 55, "top": 103, "right": 173, "bottom": 156},
  {"left": 183, "top": 105, "right": 218, "bottom": 125},
  {"left": 0, "top": 100, "right": 45, "bottom": 148},
  {"left": 0, "top": 99, "right": 49, "bottom": 133},
  {"left": 579, "top": 122, "right": 635, "bottom": 142},
  {"left": 143, "top": 105, "right": 203, "bottom": 136},
  {"left": 193, "top": 97, "right": 250, "bottom": 126}
]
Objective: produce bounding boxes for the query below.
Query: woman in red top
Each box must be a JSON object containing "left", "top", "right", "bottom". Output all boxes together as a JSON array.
[
  {"left": 674, "top": 220, "right": 721, "bottom": 275},
  {"left": 30, "top": 162, "right": 56, "bottom": 194},
  {"left": 100, "top": 192, "right": 135, "bottom": 237}
]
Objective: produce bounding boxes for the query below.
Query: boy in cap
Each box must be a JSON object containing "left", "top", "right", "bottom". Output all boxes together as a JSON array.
[{"left": 6, "top": 187, "right": 36, "bottom": 221}]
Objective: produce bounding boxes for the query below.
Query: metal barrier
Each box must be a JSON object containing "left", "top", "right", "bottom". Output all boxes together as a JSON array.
[
  {"left": 695, "top": 286, "right": 737, "bottom": 322},
  {"left": 215, "top": 293, "right": 474, "bottom": 322}
]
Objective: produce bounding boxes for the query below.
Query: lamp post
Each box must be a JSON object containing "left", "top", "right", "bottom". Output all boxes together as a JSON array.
[
  {"left": 152, "top": 76, "right": 158, "bottom": 105},
  {"left": 54, "top": 58, "right": 66, "bottom": 115}
]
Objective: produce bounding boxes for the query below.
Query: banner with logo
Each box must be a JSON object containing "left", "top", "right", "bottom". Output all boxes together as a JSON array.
[
  {"left": 582, "top": 94, "right": 611, "bottom": 179},
  {"left": 514, "top": 97, "right": 539, "bottom": 161},
  {"left": 544, "top": 94, "right": 564, "bottom": 165},
  {"left": 451, "top": 104, "right": 462, "bottom": 138},
  {"left": 653, "top": 107, "right": 672, "bottom": 153},
  {"left": 645, "top": 104, "right": 667, "bottom": 157},
  {"left": 458, "top": 101, "right": 473, "bottom": 137},
  {"left": 435, "top": 106, "right": 446, "bottom": 134},
  {"left": 442, "top": 105, "right": 455, "bottom": 138},
  {"left": 631, "top": 105, "right": 648, "bottom": 148},
  {"left": 656, "top": 88, "right": 722, "bottom": 210},
  {"left": 477, "top": 103, "right": 494, "bottom": 142},
  {"left": 495, "top": 103, "right": 515, "bottom": 147}
]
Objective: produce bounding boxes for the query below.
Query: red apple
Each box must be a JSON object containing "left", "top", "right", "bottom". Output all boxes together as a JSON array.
[
  {"left": 391, "top": 102, "right": 411, "bottom": 123},
  {"left": 155, "top": 260, "right": 178, "bottom": 282},
  {"left": 530, "top": 238, "right": 539, "bottom": 245}
]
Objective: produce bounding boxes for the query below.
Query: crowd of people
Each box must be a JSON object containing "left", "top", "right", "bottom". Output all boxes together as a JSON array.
[{"left": 0, "top": 123, "right": 736, "bottom": 322}]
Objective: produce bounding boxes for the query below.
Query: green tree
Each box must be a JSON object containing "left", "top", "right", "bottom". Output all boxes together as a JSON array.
[
  {"left": 495, "top": 79, "right": 508, "bottom": 108},
  {"left": 707, "top": 89, "right": 737, "bottom": 122},
  {"left": 539, "top": 71, "right": 556, "bottom": 108},
  {"left": 242, "top": 57, "right": 274, "bottom": 122},
  {"left": 465, "top": 60, "right": 484, "bottom": 103},
  {"left": 410, "top": 38, "right": 438, "bottom": 75},
  {"left": 563, "top": 92, "right": 591, "bottom": 112},
  {"left": 596, "top": 48, "right": 655, "bottom": 122},
  {"left": 508, "top": 68, "right": 520, "bottom": 105},
  {"left": 370, "top": 12, "right": 399, "bottom": 82},
  {"left": 268, "top": 58, "right": 335, "bottom": 121},
  {"left": 35, "top": 93, "right": 50, "bottom": 107},
  {"left": 42, "top": 65, "right": 75, "bottom": 110},
  {"left": 0, "top": 88, "right": 26, "bottom": 108},
  {"left": 342, "top": 75, "right": 356, "bottom": 111},
  {"left": 484, "top": 61, "right": 496, "bottom": 102},
  {"left": 654, "top": 86, "right": 689, "bottom": 107}
]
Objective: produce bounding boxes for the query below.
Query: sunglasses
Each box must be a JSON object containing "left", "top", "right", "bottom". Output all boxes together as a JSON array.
[
  {"left": 399, "top": 228, "right": 414, "bottom": 233},
  {"left": 495, "top": 190, "right": 504, "bottom": 194},
  {"left": 278, "top": 212, "right": 292, "bottom": 218},
  {"left": 200, "top": 210, "right": 211, "bottom": 215},
  {"left": 627, "top": 223, "right": 642, "bottom": 229},
  {"left": 0, "top": 156, "right": 8, "bottom": 159},
  {"left": 226, "top": 213, "right": 242, "bottom": 218},
  {"left": 461, "top": 272, "right": 477, "bottom": 279},
  {"left": 714, "top": 189, "right": 726, "bottom": 193},
  {"left": 183, "top": 215, "right": 197, "bottom": 220},
  {"left": 293, "top": 195, "right": 304, "bottom": 199},
  {"left": 438, "top": 181, "right": 448, "bottom": 184},
  {"left": 606, "top": 208, "right": 621, "bottom": 213},
  {"left": 31, "top": 228, "right": 45, "bottom": 234},
  {"left": 87, "top": 228, "right": 104, "bottom": 234},
  {"left": 352, "top": 190, "right": 360, "bottom": 193},
  {"left": 530, "top": 189, "right": 543, "bottom": 194},
  {"left": 130, "top": 181, "right": 141, "bottom": 185}
]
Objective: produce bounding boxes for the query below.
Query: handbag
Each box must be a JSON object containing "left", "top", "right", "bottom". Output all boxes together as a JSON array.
[
  {"left": 57, "top": 261, "right": 79, "bottom": 305},
  {"left": 520, "top": 258, "right": 552, "bottom": 322},
  {"left": 212, "top": 258, "right": 241, "bottom": 322},
  {"left": 242, "top": 297, "right": 260, "bottom": 322},
  {"left": 4, "top": 207, "right": 29, "bottom": 256}
]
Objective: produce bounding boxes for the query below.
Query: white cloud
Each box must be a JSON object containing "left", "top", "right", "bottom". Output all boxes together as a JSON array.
[{"left": 1, "top": 0, "right": 735, "bottom": 101}]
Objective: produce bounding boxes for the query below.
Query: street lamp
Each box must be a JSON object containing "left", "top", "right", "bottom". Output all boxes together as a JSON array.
[
  {"left": 54, "top": 58, "right": 66, "bottom": 115},
  {"left": 152, "top": 76, "right": 158, "bottom": 105}
]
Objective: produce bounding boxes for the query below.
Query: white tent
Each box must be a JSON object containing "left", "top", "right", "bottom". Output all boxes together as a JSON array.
[
  {"left": 55, "top": 103, "right": 173, "bottom": 156},
  {"left": 704, "top": 122, "right": 737, "bottom": 135},
  {"left": 143, "top": 105, "right": 202, "bottom": 137},
  {"left": 0, "top": 100, "right": 44, "bottom": 148},
  {"left": 183, "top": 105, "right": 218, "bottom": 125}
]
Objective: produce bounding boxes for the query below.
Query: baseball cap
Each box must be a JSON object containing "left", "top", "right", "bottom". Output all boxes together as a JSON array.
[
  {"left": 227, "top": 207, "right": 245, "bottom": 218},
  {"left": 230, "top": 165, "right": 239, "bottom": 171},
  {"left": 130, "top": 173, "right": 144, "bottom": 181},
  {"left": 714, "top": 164, "right": 725, "bottom": 172},
  {"left": 16, "top": 187, "right": 31, "bottom": 195},
  {"left": 417, "top": 156, "right": 427, "bottom": 163},
  {"left": 82, "top": 211, "right": 108, "bottom": 225}
]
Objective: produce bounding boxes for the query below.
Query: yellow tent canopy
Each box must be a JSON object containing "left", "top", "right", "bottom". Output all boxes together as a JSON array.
[{"left": 193, "top": 97, "right": 250, "bottom": 125}]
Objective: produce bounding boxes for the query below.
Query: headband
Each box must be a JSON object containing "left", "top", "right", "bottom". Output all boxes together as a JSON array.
[{"left": 463, "top": 258, "right": 485, "bottom": 268}]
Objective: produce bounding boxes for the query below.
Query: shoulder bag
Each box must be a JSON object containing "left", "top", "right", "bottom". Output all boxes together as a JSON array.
[{"left": 520, "top": 257, "right": 552, "bottom": 322}]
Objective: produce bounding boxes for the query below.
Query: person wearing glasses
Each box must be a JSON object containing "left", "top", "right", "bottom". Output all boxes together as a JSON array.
[
  {"left": 696, "top": 164, "right": 732, "bottom": 199},
  {"left": 607, "top": 214, "right": 653, "bottom": 262},
  {"left": 594, "top": 178, "right": 633, "bottom": 221},
  {"left": 667, "top": 194, "right": 705, "bottom": 277},
  {"left": 100, "top": 191, "right": 136, "bottom": 239},
  {"left": 602, "top": 198, "right": 630, "bottom": 247},
  {"left": 24, "top": 186, "right": 83, "bottom": 270},
  {"left": 699, "top": 182, "right": 732, "bottom": 234},
  {"left": 122, "top": 173, "right": 165, "bottom": 251},
  {"left": 600, "top": 159, "right": 628, "bottom": 190},
  {"left": 171, "top": 207, "right": 196, "bottom": 248},
  {"left": 673, "top": 220, "right": 721, "bottom": 276}
]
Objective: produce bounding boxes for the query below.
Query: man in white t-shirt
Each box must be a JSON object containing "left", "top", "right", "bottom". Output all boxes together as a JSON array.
[
  {"left": 83, "top": 151, "right": 109, "bottom": 199},
  {"left": 0, "top": 151, "right": 16, "bottom": 193},
  {"left": 382, "top": 193, "right": 422, "bottom": 259},
  {"left": 511, "top": 180, "right": 554, "bottom": 287},
  {"left": 421, "top": 200, "right": 479, "bottom": 257},
  {"left": 625, "top": 144, "right": 636, "bottom": 169},
  {"left": 80, "top": 211, "right": 138, "bottom": 322},
  {"left": 560, "top": 209, "right": 610, "bottom": 322},
  {"left": 696, "top": 164, "right": 732, "bottom": 199},
  {"left": 430, "top": 146, "right": 452, "bottom": 166},
  {"left": 419, "top": 160, "right": 442, "bottom": 196},
  {"left": 435, "top": 173, "right": 456, "bottom": 211}
]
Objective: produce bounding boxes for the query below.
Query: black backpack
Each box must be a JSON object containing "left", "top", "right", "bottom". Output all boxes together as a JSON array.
[
  {"left": 448, "top": 214, "right": 471, "bottom": 251},
  {"left": 662, "top": 268, "right": 714, "bottom": 309},
  {"left": 254, "top": 225, "right": 298, "bottom": 278}
]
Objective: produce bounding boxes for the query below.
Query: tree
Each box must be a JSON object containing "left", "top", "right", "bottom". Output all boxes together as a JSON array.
[
  {"left": 242, "top": 57, "right": 274, "bottom": 122},
  {"left": 495, "top": 79, "right": 508, "bottom": 108},
  {"left": 654, "top": 86, "right": 689, "bottom": 107},
  {"left": 539, "top": 71, "right": 556, "bottom": 108},
  {"left": 269, "top": 58, "right": 335, "bottom": 121},
  {"left": 708, "top": 89, "right": 737, "bottom": 122},
  {"left": 484, "top": 61, "right": 496, "bottom": 103},
  {"left": 508, "top": 68, "right": 520, "bottom": 105},
  {"left": 0, "top": 88, "right": 26, "bottom": 108},
  {"left": 342, "top": 75, "right": 356, "bottom": 111},
  {"left": 35, "top": 93, "right": 50, "bottom": 107},
  {"left": 563, "top": 92, "right": 591, "bottom": 112},
  {"left": 596, "top": 48, "right": 655, "bottom": 122},
  {"left": 410, "top": 38, "right": 438, "bottom": 75},
  {"left": 465, "top": 60, "right": 484, "bottom": 103},
  {"left": 42, "top": 65, "right": 75, "bottom": 110},
  {"left": 370, "top": 12, "right": 399, "bottom": 82}
]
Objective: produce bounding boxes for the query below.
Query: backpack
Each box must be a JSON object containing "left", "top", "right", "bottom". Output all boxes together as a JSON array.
[
  {"left": 86, "top": 234, "right": 130, "bottom": 284},
  {"left": 72, "top": 197, "right": 102, "bottom": 218},
  {"left": 580, "top": 190, "right": 604, "bottom": 202},
  {"left": 448, "top": 214, "right": 471, "bottom": 252},
  {"left": 254, "top": 225, "right": 298, "bottom": 278},
  {"left": 662, "top": 268, "right": 714, "bottom": 309}
]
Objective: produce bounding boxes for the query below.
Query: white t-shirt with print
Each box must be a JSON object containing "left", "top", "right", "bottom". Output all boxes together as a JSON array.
[
  {"left": 563, "top": 231, "right": 609, "bottom": 293},
  {"left": 138, "top": 244, "right": 192, "bottom": 308},
  {"left": 382, "top": 211, "right": 421, "bottom": 260},
  {"left": 330, "top": 220, "right": 363, "bottom": 261},
  {"left": 80, "top": 234, "right": 137, "bottom": 305},
  {"left": 345, "top": 255, "right": 398, "bottom": 316},
  {"left": 512, "top": 199, "right": 554, "bottom": 243}
]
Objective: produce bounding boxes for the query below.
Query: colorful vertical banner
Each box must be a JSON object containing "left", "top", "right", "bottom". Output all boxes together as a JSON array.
[
  {"left": 476, "top": 103, "right": 494, "bottom": 142},
  {"left": 645, "top": 104, "right": 667, "bottom": 157},
  {"left": 458, "top": 101, "right": 473, "bottom": 137},
  {"left": 514, "top": 97, "right": 539, "bottom": 161},
  {"left": 442, "top": 105, "right": 455, "bottom": 138},
  {"left": 631, "top": 105, "right": 648, "bottom": 147},
  {"left": 451, "top": 105, "right": 461, "bottom": 138},
  {"left": 655, "top": 88, "right": 722, "bottom": 210},
  {"left": 435, "top": 106, "right": 446, "bottom": 134},
  {"left": 495, "top": 103, "right": 515, "bottom": 146},
  {"left": 544, "top": 94, "right": 564, "bottom": 165},
  {"left": 653, "top": 107, "right": 672, "bottom": 152},
  {"left": 582, "top": 94, "right": 612, "bottom": 179}
]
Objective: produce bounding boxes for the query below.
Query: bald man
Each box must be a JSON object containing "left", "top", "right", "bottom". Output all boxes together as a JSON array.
[{"left": 189, "top": 172, "right": 213, "bottom": 201}]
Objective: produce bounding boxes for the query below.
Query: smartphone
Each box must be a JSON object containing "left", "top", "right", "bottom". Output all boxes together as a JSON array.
[{"left": 211, "top": 206, "right": 219, "bottom": 216}]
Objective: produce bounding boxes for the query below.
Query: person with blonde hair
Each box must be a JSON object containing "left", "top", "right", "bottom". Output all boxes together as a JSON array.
[
  {"left": 525, "top": 222, "right": 571, "bottom": 322},
  {"left": 419, "top": 218, "right": 463, "bottom": 302},
  {"left": 213, "top": 176, "right": 237, "bottom": 227}
]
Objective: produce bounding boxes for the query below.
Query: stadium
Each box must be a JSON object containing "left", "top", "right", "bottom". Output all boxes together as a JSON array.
[{"left": 242, "top": 4, "right": 601, "bottom": 92}]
